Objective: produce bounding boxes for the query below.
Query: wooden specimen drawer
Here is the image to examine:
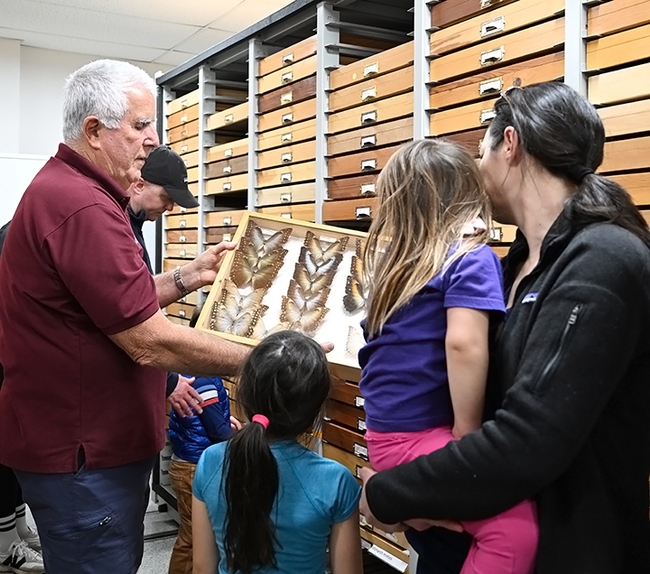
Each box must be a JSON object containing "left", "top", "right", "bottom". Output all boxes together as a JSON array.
[
  {"left": 258, "top": 75, "right": 317, "bottom": 114},
  {"left": 166, "top": 244, "right": 198, "bottom": 259},
  {"left": 169, "top": 136, "right": 199, "bottom": 155},
  {"left": 489, "top": 222, "right": 517, "bottom": 243},
  {"left": 167, "top": 119, "right": 199, "bottom": 144},
  {"left": 167, "top": 105, "right": 199, "bottom": 129},
  {"left": 609, "top": 173, "right": 650, "bottom": 206},
  {"left": 328, "top": 145, "right": 400, "bottom": 179},
  {"left": 205, "top": 226, "right": 238, "bottom": 244},
  {"left": 331, "top": 378, "right": 365, "bottom": 407},
  {"left": 207, "top": 101, "right": 249, "bottom": 131},
  {"left": 322, "top": 197, "right": 378, "bottom": 223},
  {"left": 205, "top": 209, "right": 247, "bottom": 228},
  {"left": 257, "top": 203, "right": 316, "bottom": 222},
  {"left": 186, "top": 166, "right": 198, "bottom": 183},
  {"left": 445, "top": 127, "right": 488, "bottom": 158},
  {"left": 258, "top": 99, "right": 317, "bottom": 133},
  {"left": 491, "top": 245, "right": 509, "bottom": 259},
  {"left": 257, "top": 140, "right": 316, "bottom": 170},
  {"left": 329, "top": 67, "right": 413, "bottom": 113},
  {"left": 431, "top": 0, "right": 518, "bottom": 29},
  {"left": 431, "top": 0, "right": 564, "bottom": 56},
  {"left": 589, "top": 62, "right": 650, "bottom": 106},
  {"left": 430, "top": 17, "right": 564, "bottom": 83},
  {"left": 205, "top": 173, "right": 248, "bottom": 195},
  {"left": 599, "top": 99, "right": 650, "bottom": 139},
  {"left": 327, "top": 174, "right": 378, "bottom": 200},
  {"left": 259, "top": 36, "right": 317, "bottom": 77},
  {"left": 430, "top": 52, "right": 564, "bottom": 111},
  {"left": 258, "top": 55, "right": 317, "bottom": 94},
  {"left": 168, "top": 204, "right": 198, "bottom": 215},
  {"left": 166, "top": 213, "right": 199, "bottom": 229},
  {"left": 431, "top": 98, "right": 499, "bottom": 135},
  {"left": 180, "top": 150, "right": 199, "bottom": 169},
  {"left": 188, "top": 182, "right": 199, "bottom": 196},
  {"left": 257, "top": 119, "right": 316, "bottom": 152},
  {"left": 322, "top": 443, "right": 370, "bottom": 479},
  {"left": 178, "top": 291, "right": 199, "bottom": 306},
  {"left": 166, "top": 302, "right": 195, "bottom": 320},
  {"left": 588, "top": 0, "right": 650, "bottom": 38},
  {"left": 206, "top": 155, "right": 248, "bottom": 179},
  {"left": 167, "top": 89, "right": 200, "bottom": 115},
  {"left": 207, "top": 138, "right": 249, "bottom": 162},
  {"left": 163, "top": 258, "right": 189, "bottom": 272},
  {"left": 329, "top": 41, "right": 414, "bottom": 91},
  {"left": 359, "top": 528, "right": 410, "bottom": 571},
  {"left": 600, "top": 137, "right": 650, "bottom": 173},
  {"left": 166, "top": 229, "right": 198, "bottom": 244},
  {"left": 167, "top": 315, "right": 190, "bottom": 327},
  {"left": 257, "top": 161, "right": 315, "bottom": 188},
  {"left": 255, "top": 182, "right": 316, "bottom": 207},
  {"left": 328, "top": 117, "right": 413, "bottom": 157},
  {"left": 587, "top": 23, "right": 650, "bottom": 72},
  {"left": 323, "top": 421, "right": 368, "bottom": 460},
  {"left": 328, "top": 92, "right": 413, "bottom": 135}
]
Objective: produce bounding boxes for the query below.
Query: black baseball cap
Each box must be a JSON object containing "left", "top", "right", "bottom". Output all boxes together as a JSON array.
[{"left": 141, "top": 146, "right": 199, "bottom": 208}]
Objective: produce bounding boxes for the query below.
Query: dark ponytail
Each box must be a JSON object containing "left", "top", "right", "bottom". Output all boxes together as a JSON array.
[
  {"left": 488, "top": 82, "right": 650, "bottom": 247},
  {"left": 223, "top": 330, "right": 331, "bottom": 574}
]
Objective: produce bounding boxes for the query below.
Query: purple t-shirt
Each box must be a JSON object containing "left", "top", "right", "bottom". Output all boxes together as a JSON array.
[{"left": 359, "top": 244, "right": 505, "bottom": 433}]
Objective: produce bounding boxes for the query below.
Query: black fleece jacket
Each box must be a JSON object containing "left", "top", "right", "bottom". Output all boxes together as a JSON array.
[{"left": 366, "top": 215, "right": 650, "bottom": 574}]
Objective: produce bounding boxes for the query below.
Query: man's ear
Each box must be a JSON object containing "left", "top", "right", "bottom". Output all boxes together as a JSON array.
[
  {"left": 83, "top": 116, "right": 103, "bottom": 150},
  {"left": 132, "top": 178, "right": 146, "bottom": 193}
]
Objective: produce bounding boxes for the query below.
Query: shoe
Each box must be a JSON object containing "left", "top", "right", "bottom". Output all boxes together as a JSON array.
[
  {"left": 18, "top": 528, "right": 41, "bottom": 552},
  {"left": 0, "top": 540, "right": 44, "bottom": 573}
]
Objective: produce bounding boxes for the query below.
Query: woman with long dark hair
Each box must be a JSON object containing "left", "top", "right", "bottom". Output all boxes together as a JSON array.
[
  {"left": 359, "top": 81, "right": 650, "bottom": 574},
  {"left": 192, "top": 330, "right": 363, "bottom": 574}
]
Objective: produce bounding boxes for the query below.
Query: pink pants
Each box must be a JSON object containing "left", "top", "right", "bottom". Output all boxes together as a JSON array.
[{"left": 365, "top": 426, "right": 538, "bottom": 574}]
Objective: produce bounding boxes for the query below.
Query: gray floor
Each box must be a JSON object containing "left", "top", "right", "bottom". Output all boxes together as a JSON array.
[{"left": 138, "top": 499, "right": 179, "bottom": 574}]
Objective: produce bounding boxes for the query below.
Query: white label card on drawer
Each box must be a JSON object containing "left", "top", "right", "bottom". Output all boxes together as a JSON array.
[
  {"left": 223, "top": 234, "right": 232, "bottom": 241},
  {"left": 361, "top": 159, "right": 377, "bottom": 171},
  {"left": 224, "top": 114, "right": 234, "bottom": 123},
  {"left": 282, "top": 113, "right": 293, "bottom": 124},
  {"left": 479, "top": 77, "right": 503, "bottom": 96},
  {"left": 178, "top": 309, "right": 186, "bottom": 318},
  {"left": 282, "top": 53, "right": 294, "bottom": 65},
  {"left": 368, "top": 546, "right": 408, "bottom": 573},
  {"left": 361, "top": 87, "right": 377, "bottom": 102},
  {"left": 490, "top": 227, "right": 503, "bottom": 241},
  {"left": 281, "top": 152, "right": 293, "bottom": 163},
  {"left": 280, "top": 193, "right": 292, "bottom": 203},
  {"left": 356, "top": 206, "right": 372, "bottom": 219},
  {"left": 223, "top": 217, "right": 232, "bottom": 226},
  {"left": 281, "top": 133, "right": 293, "bottom": 143},
  {"left": 354, "top": 396, "right": 365, "bottom": 407},
  {"left": 360, "top": 135, "right": 377, "bottom": 148},
  {"left": 280, "top": 92, "right": 293, "bottom": 104},
  {"left": 180, "top": 114, "right": 188, "bottom": 122},
  {"left": 224, "top": 148, "right": 233, "bottom": 157},
  {"left": 223, "top": 165, "right": 232, "bottom": 174},
  {"left": 354, "top": 444, "right": 369, "bottom": 461},
  {"left": 281, "top": 71, "right": 293, "bottom": 84},
  {"left": 481, "top": 15, "right": 506, "bottom": 38},
  {"left": 280, "top": 173, "right": 292, "bottom": 184},
  {"left": 180, "top": 206, "right": 187, "bottom": 213},
  {"left": 360, "top": 182, "right": 376, "bottom": 196},
  {"left": 480, "top": 46, "right": 505, "bottom": 66},
  {"left": 281, "top": 213, "right": 292, "bottom": 219},
  {"left": 179, "top": 235, "right": 186, "bottom": 242},
  {"left": 179, "top": 249, "right": 186, "bottom": 257},
  {"left": 179, "top": 220, "right": 186, "bottom": 228},
  {"left": 360, "top": 110, "right": 378, "bottom": 125},
  {"left": 223, "top": 182, "right": 232, "bottom": 192},
  {"left": 181, "top": 145, "right": 188, "bottom": 153},
  {"left": 363, "top": 62, "right": 379, "bottom": 77},
  {"left": 480, "top": 109, "right": 496, "bottom": 124},
  {"left": 357, "top": 419, "right": 367, "bottom": 431}
]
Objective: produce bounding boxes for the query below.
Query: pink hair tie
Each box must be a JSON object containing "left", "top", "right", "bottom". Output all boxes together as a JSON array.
[{"left": 251, "top": 414, "right": 270, "bottom": 429}]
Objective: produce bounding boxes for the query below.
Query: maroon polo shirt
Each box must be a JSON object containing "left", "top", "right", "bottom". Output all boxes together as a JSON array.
[{"left": 0, "top": 144, "right": 166, "bottom": 473}]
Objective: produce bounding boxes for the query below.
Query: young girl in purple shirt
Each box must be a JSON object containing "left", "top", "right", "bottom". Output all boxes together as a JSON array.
[{"left": 359, "top": 139, "right": 537, "bottom": 574}]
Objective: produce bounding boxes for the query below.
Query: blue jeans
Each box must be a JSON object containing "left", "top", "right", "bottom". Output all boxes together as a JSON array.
[{"left": 15, "top": 457, "right": 155, "bottom": 574}]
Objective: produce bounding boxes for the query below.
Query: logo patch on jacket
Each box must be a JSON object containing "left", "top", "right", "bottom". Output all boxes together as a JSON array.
[{"left": 522, "top": 292, "right": 538, "bottom": 304}]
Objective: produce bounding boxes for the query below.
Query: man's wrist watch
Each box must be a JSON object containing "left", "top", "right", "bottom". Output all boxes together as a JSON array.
[{"left": 173, "top": 266, "right": 191, "bottom": 297}]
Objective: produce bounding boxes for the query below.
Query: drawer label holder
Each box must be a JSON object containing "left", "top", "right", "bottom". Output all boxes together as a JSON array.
[
  {"left": 280, "top": 192, "right": 292, "bottom": 203},
  {"left": 282, "top": 53, "right": 294, "bottom": 66},
  {"left": 480, "top": 16, "right": 506, "bottom": 38},
  {"left": 360, "top": 183, "right": 376, "bottom": 196},
  {"left": 480, "top": 109, "right": 497, "bottom": 124},
  {"left": 363, "top": 63, "right": 379, "bottom": 77},
  {"left": 281, "top": 71, "right": 293, "bottom": 84},
  {"left": 360, "top": 110, "right": 378, "bottom": 125},
  {"left": 479, "top": 77, "right": 503, "bottom": 96},
  {"left": 281, "top": 152, "right": 293, "bottom": 163},
  {"left": 361, "top": 158, "right": 377, "bottom": 171},
  {"left": 356, "top": 206, "right": 372, "bottom": 220},
  {"left": 281, "top": 112, "right": 293, "bottom": 124},
  {"left": 361, "top": 87, "right": 377, "bottom": 102},
  {"left": 280, "top": 173, "right": 293, "bottom": 184},
  {"left": 480, "top": 46, "right": 505, "bottom": 67},
  {"left": 280, "top": 92, "right": 293, "bottom": 105},
  {"left": 360, "top": 135, "right": 377, "bottom": 148}
]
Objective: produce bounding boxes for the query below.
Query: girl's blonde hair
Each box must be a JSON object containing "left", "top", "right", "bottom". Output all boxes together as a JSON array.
[{"left": 363, "top": 138, "right": 490, "bottom": 338}]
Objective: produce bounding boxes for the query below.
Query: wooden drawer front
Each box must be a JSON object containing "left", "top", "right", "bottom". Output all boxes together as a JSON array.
[
  {"left": 328, "top": 92, "right": 413, "bottom": 135},
  {"left": 186, "top": 166, "right": 198, "bottom": 183},
  {"left": 328, "top": 117, "right": 413, "bottom": 157},
  {"left": 328, "top": 145, "right": 401, "bottom": 179},
  {"left": 445, "top": 128, "right": 488, "bottom": 158},
  {"left": 327, "top": 174, "right": 378, "bottom": 200},
  {"left": 205, "top": 226, "right": 238, "bottom": 244},
  {"left": 257, "top": 119, "right": 316, "bottom": 152},
  {"left": 432, "top": 0, "right": 518, "bottom": 29},
  {"left": 167, "top": 105, "right": 199, "bottom": 129},
  {"left": 205, "top": 209, "right": 247, "bottom": 228},
  {"left": 178, "top": 291, "right": 199, "bottom": 306},
  {"left": 166, "top": 229, "right": 198, "bottom": 244},
  {"left": 257, "top": 203, "right": 316, "bottom": 222},
  {"left": 258, "top": 99, "right": 317, "bottom": 133},
  {"left": 330, "top": 41, "right": 414, "bottom": 91},
  {"left": 323, "top": 421, "right": 368, "bottom": 460},
  {"left": 167, "top": 89, "right": 200, "bottom": 115},
  {"left": 169, "top": 136, "right": 199, "bottom": 155},
  {"left": 431, "top": 98, "right": 499, "bottom": 135},
  {"left": 258, "top": 75, "right": 317, "bottom": 114},
  {"left": 599, "top": 99, "right": 650, "bottom": 139},
  {"left": 322, "top": 443, "right": 370, "bottom": 479},
  {"left": 167, "top": 119, "right": 199, "bottom": 144},
  {"left": 166, "top": 302, "right": 195, "bottom": 320},
  {"left": 188, "top": 182, "right": 198, "bottom": 196},
  {"left": 180, "top": 150, "right": 199, "bottom": 169},
  {"left": 330, "top": 67, "right": 413, "bottom": 113},
  {"left": 207, "top": 101, "right": 249, "bottom": 131},
  {"left": 323, "top": 197, "right": 378, "bottom": 223},
  {"left": 258, "top": 55, "right": 317, "bottom": 95},
  {"left": 430, "top": 52, "right": 564, "bottom": 111},
  {"left": 255, "top": 182, "right": 316, "bottom": 207},
  {"left": 489, "top": 222, "right": 517, "bottom": 243},
  {"left": 430, "top": 17, "right": 564, "bottom": 83},
  {"left": 609, "top": 173, "right": 650, "bottom": 206},
  {"left": 257, "top": 140, "right": 316, "bottom": 170},
  {"left": 259, "top": 36, "right": 317, "bottom": 77},
  {"left": 588, "top": 0, "right": 650, "bottom": 38},
  {"left": 491, "top": 245, "right": 509, "bottom": 259},
  {"left": 207, "top": 138, "right": 249, "bottom": 162},
  {"left": 331, "top": 378, "right": 365, "bottom": 407},
  {"left": 587, "top": 24, "right": 650, "bottom": 72},
  {"left": 205, "top": 155, "right": 248, "bottom": 179},
  {"left": 166, "top": 244, "right": 198, "bottom": 259},
  {"left": 163, "top": 258, "right": 189, "bottom": 272},
  {"left": 167, "top": 315, "right": 190, "bottom": 327},
  {"left": 168, "top": 204, "right": 198, "bottom": 215},
  {"left": 600, "top": 137, "right": 650, "bottom": 173},
  {"left": 589, "top": 62, "right": 650, "bottom": 106},
  {"left": 166, "top": 213, "right": 199, "bottom": 229},
  {"left": 257, "top": 161, "right": 316, "bottom": 188},
  {"left": 205, "top": 173, "right": 249, "bottom": 195},
  {"left": 359, "top": 528, "right": 410, "bottom": 569}
]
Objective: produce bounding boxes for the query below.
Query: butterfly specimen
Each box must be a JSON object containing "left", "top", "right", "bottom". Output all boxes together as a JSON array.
[
  {"left": 293, "top": 264, "right": 337, "bottom": 298},
  {"left": 209, "top": 278, "right": 268, "bottom": 338},
  {"left": 298, "top": 246, "right": 341, "bottom": 275},
  {"left": 343, "top": 256, "right": 367, "bottom": 314},
  {"left": 346, "top": 325, "right": 365, "bottom": 357},
  {"left": 230, "top": 238, "right": 287, "bottom": 290},
  {"left": 303, "top": 231, "right": 349, "bottom": 266},
  {"left": 245, "top": 221, "right": 292, "bottom": 256},
  {"left": 280, "top": 297, "right": 329, "bottom": 334},
  {"left": 220, "top": 278, "right": 266, "bottom": 314},
  {"left": 286, "top": 279, "right": 330, "bottom": 310}
]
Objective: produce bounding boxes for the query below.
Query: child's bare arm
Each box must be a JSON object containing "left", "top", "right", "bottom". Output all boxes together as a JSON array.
[
  {"left": 192, "top": 495, "right": 219, "bottom": 574},
  {"left": 329, "top": 510, "right": 363, "bottom": 574}
]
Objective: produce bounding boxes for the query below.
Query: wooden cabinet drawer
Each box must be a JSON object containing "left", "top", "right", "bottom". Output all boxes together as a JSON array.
[
  {"left": 207, "top": 138, "right": 249, "bottom": 162},
  {"left": 491, "top": 245, "right": 509, "bottom": 258},
  {"left": 431, "top": 98, "right": 499, "bottom": 135},
  {"left": 431, "top": 0, "right": 518, "bottom": 29},
  {"left": 258, "top": 203, "right": 316, "bottom": 222},
  {"left": 258, "top": 55, "right": 317, "bottom": 94},
  {"left": 205, "top": 173, "right": 248, "bottom": 195},
  {"left": 167, "top": 119, "right": 199, "bottom": 144},
  {"left": 489, "top": 222, "right": 517, "bottom": 243},
  {"left": 588, "top": 0, "right": 650, "bottom": 38},
  {"left": 166, "top": 213, "right": 199, "bottom": 229},
  {"left": 258, "top": 99, "right": 317, "bottom": 133},
  {"left": 609, "top": 172, "right": 650, "bottom": 206},
  {"left": 166, "top": 302, "right": 195, "bottom": 320},
  {"left": 328, "top": 92, "right": 413, "bottom": 135},
  {"left": 167, "top": 89, "right": 200, "bottom": 115},
  {"left": 163, "top": 258, "right": 189, "bottom": 272},
  {"left": 257, "top": 118, "right": 316, "bottom": 152},
  {"left": 359, "top": 528, "right": 410, "bottom": 570},
  {"left": 322, "top": 443, "right": 370, "bottom": 479},
  {"left": 169, "top": 136, "right": 199, "bottom": 155},
  {"left": 168, "top": 204, "right": 198, "bottom": 215},
  {"left": 166, "top": 229, "right": 198, "bottom": 244},
  {"left": 328, "top": 117, "right": 413, "bottom": 157},
  {"left": 178, "top": 291, "right": 199, "bottom": 306},
  {"left": 328, "top": 145, "right": 401, "bottom": 179},
  {"left": 600, "top": 137, "right": 650, "bottom": 173},
  {"left": 327, "top": 174, "right": 378, "bottom": 200},
  {"left": 258, "top": 75, "right": 317, "bottom": 114},
  {"left": 167, "top": 105, "right": 199, "bottom": 129},
  {"left": 257, "top": 161, "right": 315, "bottom": 188},
  {"left": 430, "top": 52, "right": 564, "bottom": 111},
  {"left": 206, "top": 155, "right": 248, "bottom": 179},
  {"left": 330, "top": 67, "right": 413, "bottom": 113},
  {"left": 587, "top": 23, "right": 650, "bottom": 72},
  {"left": 331, "top": 378, "right": 365, "bottom": 407},
  {"left": 259, "top": 36, "right": 317, "bottom": 77},
  {"left": 205, "top": 209, "right": 247, "bottom": 228},
  {"left": 323, "top": 421, "right": 367, "bottom": 460},
  {"left": 205, "top": 226, "right": 238, "bottom": 244},
  {"left": 207, "top": 101, "right": 249, "bottom": 130},
  {"left": 589, "top": 62, "right": 650, "bottom": 106},
  {"left": 255, "top": 182, "right": 316, "bottom": 207},
  {"left": 599, "top": 99, "right": 650, "bottom": 139},
  {"left": 330, "top": 41, "right": 414, "bottom": 91},
  {"left": 431, "top": 0, "right": 564, "bottom": 56},
  {"left": 445, "top": 127, "right": 489, "bottom": 158},
  {"left": 257, "top": 140, "right": 316, "bottom": 170},
  {"left": 180, "top": 150, "right": 199, "bottom": 169},
  {"left": 167, "top": 315, "right": 190, "bottom": 327},
  {"left": 186, "top": 166, "right": 198, "bottom": 183},
  {"left": 166, "top": 244, "right": 198, "bottom": 259},
  {"left": 430, "top": 17, "right": 564, "bottom": 83},
  {"left": 323, "top": 197, "right": 378, "bottom": 223}
]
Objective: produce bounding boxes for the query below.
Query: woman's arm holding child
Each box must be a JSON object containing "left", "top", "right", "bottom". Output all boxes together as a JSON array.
[
  {"left": 329, "top": 510, "right": 363, "bottom": 574},
  {"left": 192, "top": 495, "right": 219, "bottom": 574}
]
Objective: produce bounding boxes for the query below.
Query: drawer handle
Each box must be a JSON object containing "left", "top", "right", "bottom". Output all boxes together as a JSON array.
[
  {"left": 280, "top": 92, "right": 293, "bottom": 105},
  {"left": 223, "top": 182, "right": 232, "bottom": 192},
  {"left": 356, "top": 207, "right": 372, "bottom": 220},
  {"left": 180, "top": 129, "right": 188, "bottom": 137},
  {"left": 361, "top": 159, "right": 377, "bottom": 171},
  {"left": 363, "top": 63, "right": 379, "bottom": 77},
  {"left": 282, "top": 53, "right": 294, "bottom": 66},
  {"left": 280, "top": 172, "right": 292, "bottom": 184},
  {"left": 354, "top": 443, "right": 369, "bottom": 461},
  {"left": 281, "top": 212, "right": 292, "bottom": 219},
  {"left": 180, "top": 114, "right": 188, "bottom": 122},
  {"left": 281, "top": 133, "right": 293, "bottom": 143},
  {"left": 181, "top": 145, "right": 188, "bottom": 153},
  {"left": 360, "top": 183, "right": 376, "bottom": 195},
  {"left": 179, "top": 219, "right": 186, "bottom": 228},
  {"left": 280, "top": 192, "right": 292, "bottom": 203},
  {"left": 480, "top": 46, "right": 505, "bottom": 66},
  {"left": 480, "top": 109, "right": 496, "bottom": 124},
  {"left": 223, "top": 233, "right": 232, "bottom": 241},
  {"left": 223, "top": 216, "right": 232, "bottom": 226},
  {"left": 181, "top": 98, "right": 188, "bottom": 108},
  {"left": 179, "top": 235, "right": 186, "bottom": 243},
  {"left": 179, "top": 249, "right": 186, "bottom": 257},
  {"left": 361, "top": 87, "right": 377, "bottom": 102},
  {"left": 480, "top": 16, "right": 505, "bottom": 38},
  {"left": 357, "top": 418, "right": 367, "bottom": 431},
  {"left": 224, "top": 148, "right": 233, "bottom": 157},
  {"left": 224, "top": 113, "right": 234, "bottom": 124},
  {"left": 281, "top": 152, "right": 293, "bottom": 163},
  {"left": 222, "top": 165, "right": 232, "bottom": 174},
  {"left": 360, "top": 135, "right": 377, "bottom": 148},
  {"left": 479, "top": 77, "right": 503, "bottom": 96},
  {"left": 281, "top": 71, "right": 293, "bottom": 84},
  {"left": 490, "top": 227, "right": 503, "bottom": 242},
  {"left": 178, "top": 309, "right": 186, "bottom": 318},
  {"left": 360, "top": 110, "right": 378, "bottom": 125},
  {"left": 354, "top": 396, "right": 365, "bottom": 408},
  {"left": 179, "top": 206, "right": 187, "bottom": 213},
  {"left": 282, "top": 112, "right": 294, "bottom": 124}
]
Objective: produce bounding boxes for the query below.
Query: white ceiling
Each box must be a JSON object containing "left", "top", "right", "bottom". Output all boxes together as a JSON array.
[{"left": 0, "top": 0, "right": 295, "bottom": 68}]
